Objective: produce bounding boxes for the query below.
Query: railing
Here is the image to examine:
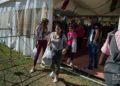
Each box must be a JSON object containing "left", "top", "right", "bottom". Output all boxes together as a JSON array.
[{"left": 0, "top": 28, "right": 38, "bottom": 86}]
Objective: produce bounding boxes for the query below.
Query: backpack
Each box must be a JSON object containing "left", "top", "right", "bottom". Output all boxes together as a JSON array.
[
  {"left": 104, "top": 30, "right": 120, "bottom": 85},
  {"left": 108, "top": 30, "right": 118, "bottom": 44}
]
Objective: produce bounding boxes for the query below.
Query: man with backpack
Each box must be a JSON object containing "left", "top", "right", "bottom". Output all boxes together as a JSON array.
[{"left": 99, "top": 30, "right": 120, "bottom": 86}]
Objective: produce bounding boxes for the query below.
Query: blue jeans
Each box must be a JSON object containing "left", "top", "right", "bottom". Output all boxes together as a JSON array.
[{"left": 88, "top": 42, "right": 100, "bottom": 69}]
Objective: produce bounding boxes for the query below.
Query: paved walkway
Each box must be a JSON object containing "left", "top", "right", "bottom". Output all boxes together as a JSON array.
[{"left": 63, "top": 48, "right": 104, "bottom": 79}]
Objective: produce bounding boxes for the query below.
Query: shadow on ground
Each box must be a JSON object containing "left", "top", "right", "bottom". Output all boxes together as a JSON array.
[{"left": 59, "top": 78, "right": 88, "bottom": 86}]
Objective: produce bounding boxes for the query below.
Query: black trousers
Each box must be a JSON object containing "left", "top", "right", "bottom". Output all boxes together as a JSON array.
[{"left": 51, "top": 50, "right": 62, "bottom": 75}]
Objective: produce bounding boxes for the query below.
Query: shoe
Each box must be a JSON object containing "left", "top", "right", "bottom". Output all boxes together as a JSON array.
[
  {"left": 29, "top": 68, "right": 35, "bottom": 73},
  {"left": 87, "top": 67, "right": 93, "bottom": 70},
  {"left": 53, "top": 77, "right": 58, "bottom": 83},
  {"left": 40, "top": 63, "right": 45, "bottom": 68},
  {"left": 69, "top": 62, "right": 73, "bottom": 67},
  {"left": 83, "top": 67, "right": 93, "bottom": 73},
  {"left": 49, "top": 71, "right": 55, "bottom": 78},
  {"left": 84, "top": 66, "right": 93, "bottom": 70}
]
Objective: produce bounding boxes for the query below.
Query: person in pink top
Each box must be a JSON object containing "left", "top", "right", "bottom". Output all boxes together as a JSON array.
[
  {"left": 99, "top": 30, "right": 120, "bottom": 86},
  {"left": 67, "top": 25, "right": 77, "bottom": 67},
  {"left": 99, "top": 30, "right": 120, "bottom": 63}
]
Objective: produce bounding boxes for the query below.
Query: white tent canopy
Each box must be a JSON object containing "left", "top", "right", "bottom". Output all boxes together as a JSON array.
[
  {"left": 1, "top": 0, "right": 120, "bottom": 16},
  {"left": 53, "top": 0, "right": 120, "bottom": 16},
  {"left": 0, "top": 0, "right": 120, "bottom": 56}
]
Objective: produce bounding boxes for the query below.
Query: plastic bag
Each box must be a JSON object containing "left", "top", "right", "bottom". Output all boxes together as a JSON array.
[
  {"left": 31, "top": 47, "right": 37, "bottom": 59},
  {"left": 72, "top": 39, "right": 77, "bottom": 53},
  {"left": 42, "top": 46, "right": 53, "bottom": 66}
]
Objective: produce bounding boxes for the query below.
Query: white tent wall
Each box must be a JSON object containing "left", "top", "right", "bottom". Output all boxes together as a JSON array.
[
  {"left": 0, "top": 0, "right": 53, "bottom": 56},
  {"left": 0, "top": 7, "right": 15, "bottom": 45}
]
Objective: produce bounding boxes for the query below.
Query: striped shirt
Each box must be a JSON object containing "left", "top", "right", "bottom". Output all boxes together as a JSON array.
[{"left": 101, "top": 30, "right": 120, "bottom": 55}]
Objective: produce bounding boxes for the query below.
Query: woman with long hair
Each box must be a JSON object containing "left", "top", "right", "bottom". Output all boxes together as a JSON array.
[
  {"left": 48, "top": 22, "right": 67, "bottom": 82},
  {"left": 30, "top": 18, "right": 49, "bottom": 73}
]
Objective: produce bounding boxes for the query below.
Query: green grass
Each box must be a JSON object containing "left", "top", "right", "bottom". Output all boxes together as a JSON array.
[
  {"left": 0, "top": 43, "right": 32, "bottom": 70},
  {"left": 0, "top": 43, "right": 104, "bottom": 86}
]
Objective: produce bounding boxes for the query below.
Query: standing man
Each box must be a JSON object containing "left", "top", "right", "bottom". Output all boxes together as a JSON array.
[
  {"left": 87, "top": 20, "right": 102, "bottom": 70},
  {"left": 30, "top": 18, "right": 49, "bottom": 73}
]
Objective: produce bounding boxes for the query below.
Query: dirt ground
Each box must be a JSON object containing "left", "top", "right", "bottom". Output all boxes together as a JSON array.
[
  {"left": 0, "top": 44, "right": 104, "bottom": 86},
  {"left": 0, "top": 62, "right": 104, "bottom": 86}
]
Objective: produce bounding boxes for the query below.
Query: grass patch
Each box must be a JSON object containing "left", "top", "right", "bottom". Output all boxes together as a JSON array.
[
  {"left": 0, "top": 43, "right": 32, "bottom": 70},
  {"left": 0, "top": 43, "right": 104, "bottom": 86}
]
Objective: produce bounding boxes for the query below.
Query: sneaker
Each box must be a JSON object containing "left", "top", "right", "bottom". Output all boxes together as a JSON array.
[
  {"left": 69, "top": 62, "right": 73, "bottom": 67},
  {"left": 53, "top": 77, "right": 58, "bottom": 83},
  {"left": 49, "top": 71, "right": 55, "bottom": 78},
  {"left": 87, "top": 67, "right": 93, "bottom": 70},
  {"left": 29, "top": 68, "right": 35, "bottom": 73},
  {"left": 84, "top": 66, "right": 93, "bottom": 70},
  {"left": 40, "top": 63, "right": 45, "bottom": 68},
  {"left": 85, "top": 67, "right": 93, "bottom": 73}
]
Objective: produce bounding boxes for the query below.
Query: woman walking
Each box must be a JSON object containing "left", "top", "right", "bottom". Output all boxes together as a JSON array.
[
  {"left": 48, "top": 22, "right": 67, "bottom": 82},
  {"left": 67, "top": 25, "right": 77, "bottom": 67},
  {"left": 30, "top": 18, "right": 49, "bottom": 73}
]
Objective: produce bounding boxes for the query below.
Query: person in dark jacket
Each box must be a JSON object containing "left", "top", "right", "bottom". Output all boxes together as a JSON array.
[{"left": 86, "top": 22, "right": 102, "bottom": 70}]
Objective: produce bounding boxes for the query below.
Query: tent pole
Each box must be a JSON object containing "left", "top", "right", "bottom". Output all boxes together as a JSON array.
[{"left": 118, "top": 16, "right": 120, "bottom": 30}]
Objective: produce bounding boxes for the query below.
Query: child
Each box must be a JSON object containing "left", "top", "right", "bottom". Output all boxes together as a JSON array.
[{"left": 67, "top": 25, "right": 77, "bottom": 67}]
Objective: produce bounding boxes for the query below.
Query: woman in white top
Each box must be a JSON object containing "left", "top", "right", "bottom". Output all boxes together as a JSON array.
[{"left": 48, "top": 22, "right": 67, "bottom": 83}]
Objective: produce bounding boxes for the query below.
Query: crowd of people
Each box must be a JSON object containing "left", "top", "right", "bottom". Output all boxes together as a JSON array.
[{"left": 29, "top": 15, "right": 120, "bottom": 85}]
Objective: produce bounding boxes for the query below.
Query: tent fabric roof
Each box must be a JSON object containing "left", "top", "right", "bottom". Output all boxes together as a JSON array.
[
  {"left": 53, "top": 0, "right": 120, "bottom": 16},
  {"left": 0, "top": 0, "right": 120, "bottom": 16}
]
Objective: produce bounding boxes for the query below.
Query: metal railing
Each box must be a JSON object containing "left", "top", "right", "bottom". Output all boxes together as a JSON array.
[{"left": 0, "top": 28, "right": 38, "bottom": 86}]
